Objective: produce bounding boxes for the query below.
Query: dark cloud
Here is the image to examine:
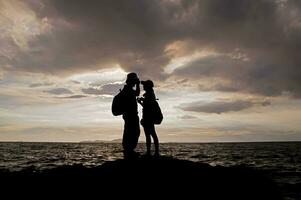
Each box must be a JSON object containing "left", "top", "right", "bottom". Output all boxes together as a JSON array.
[
  {"left": 82, "top": 88, "right": 103, "bottom": 95},
  {"left": 2, "top": 0, "right": 301, "bottom": 96},
  {"left": 8, "top": 0, "right": 174, "bottom": 77},
  {"left": 62, "top": 95, "right": 87, "bottom": 99},
  {"left": 261, "top": 101, "right": 271, "bottom": 106},
  {"left": 178, "top": 115, "right": 198, "bottom": 120},
  {"left": 179, "top": 100, "right": 271, "bottom": 114},
  {"left": 70, "top": 80, "right": 81, "bottom": 84},
  {"left": 98, "top": 83, "right": 124, "bottom": 95},
  {"left": 82, "top": 83, "right": 124, "bottom": 95},
  {"left": 45, "top": 88, "right": 73, "bottom": 95},
  {"left": 175, "top": 54, "right": 301, "bottom": 97},
  {"left": 29, "top": 82, "right": 54, "bottom": 88}
]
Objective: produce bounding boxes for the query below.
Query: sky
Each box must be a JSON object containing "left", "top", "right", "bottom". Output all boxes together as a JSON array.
[{"left": 0, "top": 0, "right": 301, "bottom": 142}]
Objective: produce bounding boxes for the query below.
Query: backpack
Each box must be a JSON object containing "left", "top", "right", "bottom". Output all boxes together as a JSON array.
[
  {"left": 152, "top": 100, "right": 163, "bottom": 124},
  {"left": 112, "top": 89, "right": 125, "bottom": 116}
]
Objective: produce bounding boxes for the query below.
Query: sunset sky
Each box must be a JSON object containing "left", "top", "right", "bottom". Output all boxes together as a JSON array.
[{"left": 0, "top": 0, "right": 301, "bottom": 142}]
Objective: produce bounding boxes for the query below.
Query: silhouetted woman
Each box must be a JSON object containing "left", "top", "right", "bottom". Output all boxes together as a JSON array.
[{"left": 138, "top": 80, "right": 159, "bottom": 156}]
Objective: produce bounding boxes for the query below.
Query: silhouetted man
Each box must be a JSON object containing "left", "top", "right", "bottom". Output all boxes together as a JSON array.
[{"left": 122, "top": 73, "right": 140, "bottom": 159}]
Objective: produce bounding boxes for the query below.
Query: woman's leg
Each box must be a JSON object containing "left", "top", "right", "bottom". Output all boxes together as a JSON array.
[
  {"left": 149, "top": 124, "right": 159, "bottom": 155},
  {"left": 145, "top": 134, "right": 151, "bottom": 155},
  {"left": 143, "top": 124, "right": 152, "bottom": 155}
]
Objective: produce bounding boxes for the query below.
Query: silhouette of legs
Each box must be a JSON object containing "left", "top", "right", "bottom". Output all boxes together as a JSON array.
[
  {"left": 152, "top": 131, "right": 159, "bottom": 156},
  {"left": 145, "top": 133, "right": 151, "bottom": 155},
  {"left": 143, "top": 123, "right": 159, "bottom": 156},
  {"left": 123, "top": 115, "right": 140, "bottom": 159}
]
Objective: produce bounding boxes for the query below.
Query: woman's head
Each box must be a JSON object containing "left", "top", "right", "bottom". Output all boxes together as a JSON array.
[{"left": 141, "top": 80, "right": 154, "bottom": 91}]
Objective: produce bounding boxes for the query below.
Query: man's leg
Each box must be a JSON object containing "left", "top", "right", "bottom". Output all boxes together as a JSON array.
[
  {"left": 122, "top": 120, "right": 132, "bottom": 159},
  {"left": 123, "top": 117, "right": 140, "bottom": 159},
  {"left": 129, "top": 116, "right": 140, "bottom": 152}
]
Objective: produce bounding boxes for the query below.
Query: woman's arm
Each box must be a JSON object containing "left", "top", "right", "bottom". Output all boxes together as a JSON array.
[{"left": 137, "top": 97, "right": 144, "bottom": 107}]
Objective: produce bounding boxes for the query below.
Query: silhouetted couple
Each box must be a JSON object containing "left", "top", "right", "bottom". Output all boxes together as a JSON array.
[{"left": 112, "top": 72, "right": 161, "bottom": 159}]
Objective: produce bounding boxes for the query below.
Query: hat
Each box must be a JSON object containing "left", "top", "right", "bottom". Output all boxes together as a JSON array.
[
  {"left": 126, "top": 72, "right": 139, "bottom": 81},
  {"left": 141, "top": 80, "right": 154, "bottom": 88},
  {"left": 126, "top": 72, "right": 139, "bottom": 84}
]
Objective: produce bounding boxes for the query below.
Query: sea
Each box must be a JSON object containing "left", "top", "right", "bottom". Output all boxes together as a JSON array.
[{"left": 0, "top": 142, "right": 300, "bottom": 199}]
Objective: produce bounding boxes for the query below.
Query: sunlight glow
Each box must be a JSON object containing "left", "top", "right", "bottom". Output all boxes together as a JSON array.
[
  {"left": 164, "top": 50, "right": 219, "bottom": 74},
  {"left": 68, "top": 67, "right": 127, "bottom": 85}
]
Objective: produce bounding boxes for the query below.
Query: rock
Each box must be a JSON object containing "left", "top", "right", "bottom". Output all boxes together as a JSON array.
[{"left": 0, "top": 156, "right": 283, "bottom": 199}]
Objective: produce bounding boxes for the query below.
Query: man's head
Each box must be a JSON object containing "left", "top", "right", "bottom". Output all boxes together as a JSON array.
[{"left": 126, "top": 72, "right": 139, "bottom": 86}]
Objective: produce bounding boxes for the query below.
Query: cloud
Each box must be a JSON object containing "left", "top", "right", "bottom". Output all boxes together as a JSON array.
[
  {"left": 3, "top": 0, "right": 172, "bottom": 77},
  {"left": 178, "top": 115, "right": 198, "bottom": 120},
  {"left": 174, "top": 54, "right": 301, "bottom": 97},
  {"left": 45, "top": 88, "right": 73, "bottom": 95},
  {"left": 179, "top": 100, "right": 271, "bottom": 114},
  {"left": 29, "top": 82, "right": 53, "bottom": 88},
  {"left": 82, "top": 83, "right": 124, "bottom": 95},
  {"left": 0, "top": 0, "right": 52, "bottom": 51},
  {"left": 81, "top": 88, "right": 102, "bottom": 95},
  {"left": 61, "top": 95, "right": 87, "bottom": 99},
  {"left": 0, "top": 0, "right": 300, "bottom": 97},
  {"left": 98, "top": 83, "right": 124, "bottom": 95},
  {"left": 198, "top": 82, "right": 241, "bottom": 93},
  {"left": 70, "top": 80, "right": 81, "bottom": 84}
]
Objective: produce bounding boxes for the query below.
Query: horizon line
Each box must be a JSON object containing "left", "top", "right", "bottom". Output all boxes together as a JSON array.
[{"left": 0, "top": 140, "right": 300, "bottom": 144}]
